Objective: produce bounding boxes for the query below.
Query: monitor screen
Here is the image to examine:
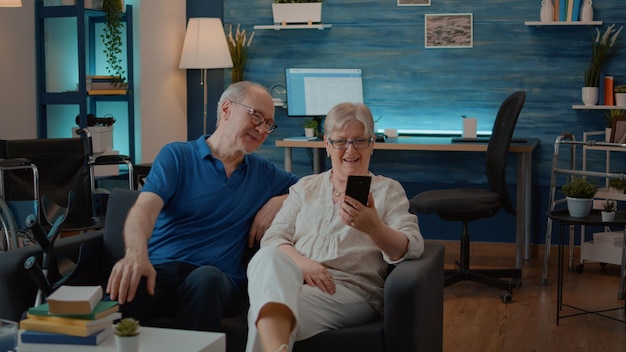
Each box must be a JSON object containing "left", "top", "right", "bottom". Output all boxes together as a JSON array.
[{"left": 285, "top": 68, "right": 364, "bottom": 117}]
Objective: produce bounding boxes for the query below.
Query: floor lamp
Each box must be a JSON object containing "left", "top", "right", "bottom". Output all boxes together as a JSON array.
[{"left": 179, "top": 18, "right": 233, "bottom": 135}]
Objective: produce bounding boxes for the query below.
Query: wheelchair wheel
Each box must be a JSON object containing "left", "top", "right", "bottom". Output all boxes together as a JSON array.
[{"left": 0, "top": 197, "right": 19, "bottom": 252}]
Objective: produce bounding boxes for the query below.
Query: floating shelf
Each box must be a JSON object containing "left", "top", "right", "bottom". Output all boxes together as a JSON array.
[
  {"left": 524, "top": 20, "right": 603, "bottom": 26},
  {"left": 253, "top": 24, "right": 332, "bottom": 30},
  {"left": 572, "top": 105, "right": 626, "bottom": 110}
]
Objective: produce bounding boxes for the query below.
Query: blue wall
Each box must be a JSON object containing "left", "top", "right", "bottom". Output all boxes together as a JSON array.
[{"left": 210, "top": 0, "right": 626, "bottom": 245}]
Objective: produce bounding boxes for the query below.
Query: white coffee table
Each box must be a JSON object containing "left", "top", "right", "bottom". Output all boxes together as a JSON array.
[{"left": 18, "top": 326, "right": 225, "bottom": 352}]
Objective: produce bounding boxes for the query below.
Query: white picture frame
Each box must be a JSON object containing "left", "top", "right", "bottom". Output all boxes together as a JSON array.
[
  {"left": 425, "top": 13, "right": 473, "bottom": 49},
  {"left": 398, "top": 0, "right": 431, "bottom": 6}
]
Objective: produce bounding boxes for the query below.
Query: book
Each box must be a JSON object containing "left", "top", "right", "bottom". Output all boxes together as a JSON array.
[
  {"left": 47, "top": 285, "right": 103, "bottom": 314},
  {"left": 566, "top": 0, "right": 574, "bottom": 21},
  {"left": 26, "top": 311, "right": 121, "bottom": 327},
  {"left": 553, "top": 0, "right": 560, "bottom": 21},
  {"left": 19, "top": 312, "right": 120, "bottom": 337},
  {"left": 20, "top": 326, "right": 113, "bottom": 346},
  {"left": 88, "top": 89, "right": 127, "bottom": 95},
  {"left": 572, "top": 0, "right": 582, "bottom": 21},
  {"left": 28, "top": 300, "right": 119, "bottom": 320},
  {"left": 559, "top": 0, "right": 567, "bottom": 21}
]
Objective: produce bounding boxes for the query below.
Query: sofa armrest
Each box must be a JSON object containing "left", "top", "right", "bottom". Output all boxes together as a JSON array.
[{"left": 384, "top": 242, "right": 444, "bottom": 352}]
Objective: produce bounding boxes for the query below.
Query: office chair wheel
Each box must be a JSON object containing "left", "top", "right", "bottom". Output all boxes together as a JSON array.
[
  {"left": 575, "top": 264, "right": 584, "bottom": 273},
  {"left": 500, "top": 292, "right": 513, "bottom": 303}
]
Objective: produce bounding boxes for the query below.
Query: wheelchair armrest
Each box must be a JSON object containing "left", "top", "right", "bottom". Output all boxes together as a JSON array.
[
  {"left": 0, "top": 157, "right": 33, "bottom": 168},
  {"left": 93, "top": 154, "right": 132, "bottom": 165},
  {"left": 384, "top": 242, "right": 444, "bottom": 352}
]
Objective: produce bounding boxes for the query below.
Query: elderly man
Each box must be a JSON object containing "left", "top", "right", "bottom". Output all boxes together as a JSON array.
[{"left": 107, "top": 81, "right": 299, "bottom": 331}]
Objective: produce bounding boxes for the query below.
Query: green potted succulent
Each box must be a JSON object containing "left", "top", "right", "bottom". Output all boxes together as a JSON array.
[
  {"left": 114, "top": 317, "right": 140, "bottom": 352},
  {"left": 601, "top": 199, "right": 617, "bottom": 222},
  {"left": 561, "top": 177, "right": 597, "bottom": 217},
  {"left": 272, "top": 0, "right": 323, "bottom": 25},
  {"left": 303, "top": 119, "right": 318, "bottom": 138},
  {"left": 101, "top": 0, "right": 126, "bottom": 87}
]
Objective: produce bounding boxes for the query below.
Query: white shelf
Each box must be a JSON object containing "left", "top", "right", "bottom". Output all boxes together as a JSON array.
[
  {"left": 254, "top": 24, "right": 332, "bottom": 30},
  {"left": 524, "top": 20, "right": 602, "bottom": 26},
  {"left": 573, "top": 105, "right": 626, "bottom": 110}
]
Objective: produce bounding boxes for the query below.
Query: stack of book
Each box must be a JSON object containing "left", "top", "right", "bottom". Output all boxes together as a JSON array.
[
  {"left": 86, "top": 75, "right": 127, "bottom": 95},
  {"left": 19, "top": 286, "right": 120, "bottom": 350}
]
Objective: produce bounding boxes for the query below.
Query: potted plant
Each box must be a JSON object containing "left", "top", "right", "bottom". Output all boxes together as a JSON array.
[
  {"left": 303, "top": 119, "right": 318, "bottom": 138},
  {"left": 226, "top": 24, "right": 255, "bottom": 83},
  {"left": 561, "top": 176, "right": 597, "bottom": 217},
  {"left": 582, "top": 24, "right": 623, "bottom": 106},
  {"left": 101, "top": 0, "right": 126, "bottom": 87},
  {"left": 114, "top": 317, "right": 140, "bottom": 352},
  {"left": 272, "top": 0, "right": 323, "bottom": 26},
  {"left": 603, "top": 109, "right": 625, "bottom": 141},
  {"left": 615, "top": 84, "right": 626, "bottom": 106},
  {"left": 609, "top": 178, "right": 626, "bottom": 193},
  {"left": 601, "top": 199, "right": 617, "bottom": 222}
]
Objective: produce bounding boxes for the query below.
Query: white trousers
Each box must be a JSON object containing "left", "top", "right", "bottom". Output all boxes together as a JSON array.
[{"left": 245, "top": 247, "right": 378, "bottom": 352}]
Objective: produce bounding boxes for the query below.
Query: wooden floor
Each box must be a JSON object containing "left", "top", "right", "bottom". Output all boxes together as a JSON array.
[{"left": 439, "top": 241, "right": 626, "bottom": 352}]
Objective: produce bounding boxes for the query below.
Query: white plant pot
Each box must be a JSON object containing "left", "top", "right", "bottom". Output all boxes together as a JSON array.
[
  {"left": 272, "top": 3, "right": 322, "bottom": 25},
  {"left": 601, "top": 211, "right": 616, "bottom": 222},
  {"left": 581, "top": 87, "right": 598, "bottom": 106},
  {"left": 606, "top": 127, "right": 612, "bottom": 142},
  {"left": 115, "top": 335, "right": 139, "bottom": 352},
  {"left": 615, "top": 93, "right": 626, "bottom": 107},
  {"left": 304, "top": 128, "right": 315, "bottom": 138},
  {"left": 566, "top": 197, "right": 593, "bottom": 217}
]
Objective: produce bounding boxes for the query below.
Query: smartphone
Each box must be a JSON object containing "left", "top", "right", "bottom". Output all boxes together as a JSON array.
[{"left": 345, "top": 175, "right": 371, "bottom": 205}]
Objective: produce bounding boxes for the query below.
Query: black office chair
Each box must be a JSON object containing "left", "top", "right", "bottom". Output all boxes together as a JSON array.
[{"left": 409, "top": 91, "right": 526, "bottom": 303}]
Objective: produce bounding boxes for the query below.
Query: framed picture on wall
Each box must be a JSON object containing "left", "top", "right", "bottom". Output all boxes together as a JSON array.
[
  {"left": 425, "top": 13, "right": 473, "bottom": 49},
  {"left": 398, "top": 0, "right": 430, "bottom": 6},
  {"left": 610, "top": 116, "right": 626, "bottom": 143}
]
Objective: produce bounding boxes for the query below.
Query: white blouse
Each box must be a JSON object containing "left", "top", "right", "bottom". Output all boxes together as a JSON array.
[{"left": 261, "top": 170, "right": 424, "bottom": 314}]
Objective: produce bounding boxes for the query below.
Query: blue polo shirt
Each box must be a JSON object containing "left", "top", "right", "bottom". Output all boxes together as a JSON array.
[{"left": 141, "top": 135, "right": 299, "bottom": 286}]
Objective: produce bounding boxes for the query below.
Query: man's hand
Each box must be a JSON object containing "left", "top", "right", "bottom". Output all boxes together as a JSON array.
[
  {"left": 248, "top": 194, "right": 288, "bottom": 247},
  {"left": 106, "top": 252, "right": 156, "bottom": 304}
]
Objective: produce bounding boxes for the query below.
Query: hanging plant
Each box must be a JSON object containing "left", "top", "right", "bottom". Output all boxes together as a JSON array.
[{"left": 101, "top": 0, "right": 126, "bottom": 86}]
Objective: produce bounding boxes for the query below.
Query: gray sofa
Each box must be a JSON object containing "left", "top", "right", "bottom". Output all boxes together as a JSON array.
[{"left": 0, "top": 188, "right": 444, "bottom": 352}]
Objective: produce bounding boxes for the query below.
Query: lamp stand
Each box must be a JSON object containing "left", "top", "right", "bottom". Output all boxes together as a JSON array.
[{"left": 202, "top": 68, "right": 208, "bottom": 135}]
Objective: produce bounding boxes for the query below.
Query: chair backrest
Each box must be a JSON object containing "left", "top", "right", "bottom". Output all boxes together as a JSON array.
[
  {"left": 0, "top": 137, "right": 93, "bottom": 227},
  {"left": 485, "top": 91, "right": 526, "bottom": 215}
]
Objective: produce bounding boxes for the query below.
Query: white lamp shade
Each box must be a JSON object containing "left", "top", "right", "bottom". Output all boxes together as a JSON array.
[
  {"left": 179, "top": 18, "right": 233, "bottom": 69},
  {"left": 0, "top": 0, "right": 22, "bottom": 7}
]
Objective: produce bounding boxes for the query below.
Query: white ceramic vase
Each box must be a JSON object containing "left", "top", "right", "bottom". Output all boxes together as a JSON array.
[
  {"left": 615, "top": 93, "right": 626, "bottom": 107},
  {"left": 582, "top": 87, "right": 598, "bottom": 106},
  {"left": 304, "top": 128, "right": 315, "bottom": 138},
  {"left": 540, "top": 0, "right": 554, "bottom": 22},
  {"left": 566, "top": 197, "right": 593, "bottom": 218},
  {"left": 606, "top": 127, "right": 612, "bottom": 142},
  {"left": 115, "top": 335, "right": 139, "bottom": 352},
  {"left": 580, "top": 0, "right": 593, "bottom": 21}
]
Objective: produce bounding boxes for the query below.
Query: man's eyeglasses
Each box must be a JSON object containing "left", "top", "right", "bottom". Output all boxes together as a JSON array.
[
  {"left": 230, "top": 101, "right": 277, "bottom": 134},
  {"left": 327, "top": 137, "right": 373, "bottom": 150}
]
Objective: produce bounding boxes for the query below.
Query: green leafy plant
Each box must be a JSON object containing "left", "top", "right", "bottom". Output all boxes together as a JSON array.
[
  {"left": 584, "top": 24, "right": 623, "bottom": 87},
  {"left": 604, "top": 109, "right": 625, "bottom": 127},
  {"left": 115, "top": 317, "right": 140, "bottom": 337},
  {"left": 101, "top": 0, "right": 126, "bottom": 86},
  {"left": 561, "top": 177, "right": 597, "bottom": 199},
  {"left": 303, "top": 119, "right": 318, "bottom": 129},
  {"left": 602, "top": 199, "right": 617, "bottom": 212},
  {"left": 609, "top": 178, "right": 626, "bottom": 190},
  {"left": 615, "top": 84, "right": 626, "bottom": 93}
]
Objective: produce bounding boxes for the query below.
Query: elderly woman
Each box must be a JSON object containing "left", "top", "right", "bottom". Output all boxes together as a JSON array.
[{"left": 245, "top": 102, "right": 424, "bottom": 352}]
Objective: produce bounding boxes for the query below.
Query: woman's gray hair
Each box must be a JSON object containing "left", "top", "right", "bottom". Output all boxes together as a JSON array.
[
  {"left": 323, "top": 102, "right": 374, "bottom": 137},
  {"left": 215, "top": 81, "right": 269, "bottom": 126}
]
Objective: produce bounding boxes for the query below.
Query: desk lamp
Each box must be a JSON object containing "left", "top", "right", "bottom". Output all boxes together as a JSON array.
[{"left": 179, "top": 18, "right": 233, "bottom": 135}]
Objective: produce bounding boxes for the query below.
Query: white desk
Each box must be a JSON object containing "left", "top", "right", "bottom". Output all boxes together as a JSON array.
[
  {"left": 18, "top": 327, "right": 225, "bottom": 352},
  {"left": 275, "top": 136, "right": 539, "bottom": 267}
]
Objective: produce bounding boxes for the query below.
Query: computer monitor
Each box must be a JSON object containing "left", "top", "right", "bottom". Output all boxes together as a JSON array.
[{"left": 285, "top": 68, "right": 364, "bottom": 118}]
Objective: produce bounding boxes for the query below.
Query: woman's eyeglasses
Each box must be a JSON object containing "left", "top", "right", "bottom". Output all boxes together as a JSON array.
[
  {"left": 230, "top": 101, "right": 278, "bottom": 134},
  {"left": 327, "top": 137, "right": 373, "bottom": 150}
]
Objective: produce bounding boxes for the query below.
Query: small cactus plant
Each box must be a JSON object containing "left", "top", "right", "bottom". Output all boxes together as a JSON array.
[
  {"left": 115, "top": 317, "right": 140, "bottom": 336},
  {"left": 602, "top": 199, "right": 617, "bottom": 212}
]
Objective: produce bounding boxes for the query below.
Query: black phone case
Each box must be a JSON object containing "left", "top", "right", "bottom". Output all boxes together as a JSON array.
[{"left": 345, "top": 175, "right": 371, "bottom": 205}]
